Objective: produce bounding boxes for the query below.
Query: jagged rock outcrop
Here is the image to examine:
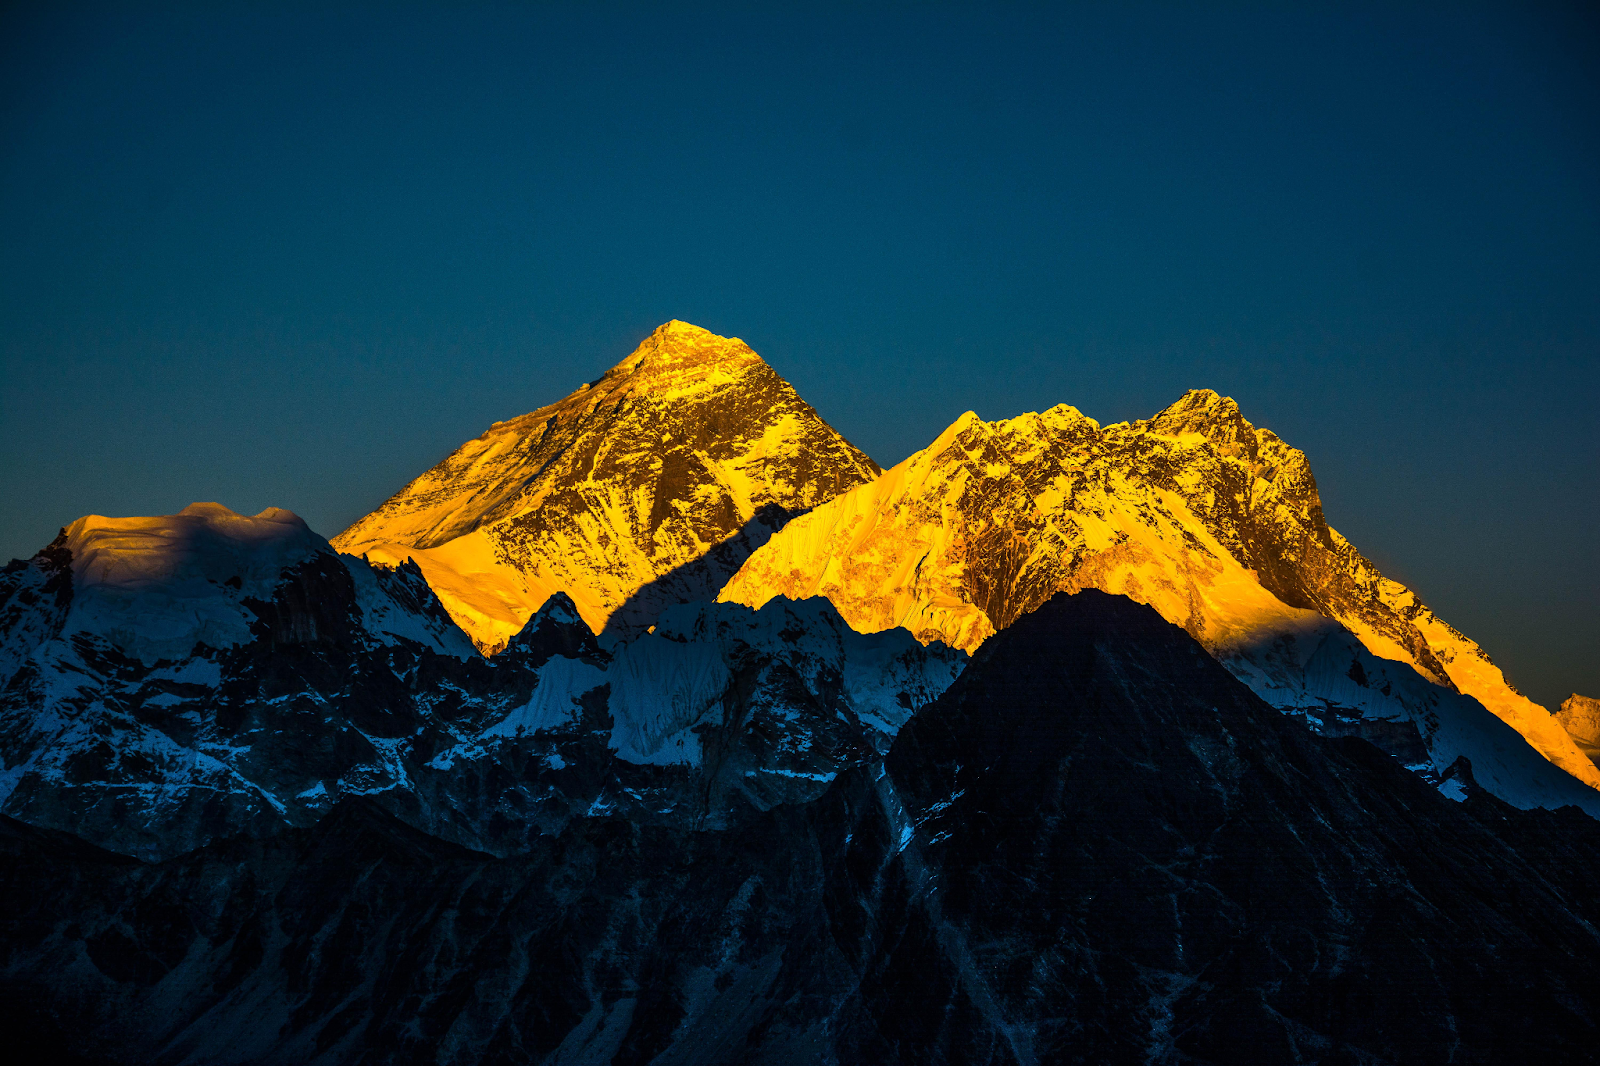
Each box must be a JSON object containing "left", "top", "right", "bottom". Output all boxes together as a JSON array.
[
  {"left": 1557, "top": 694, "right": 1600, "bottom": 767},
  {"left": 332, "top": 320, "right": 880, "bottom": 651},
  {"left": 722, "top": 391, "right": 1600, "bottom": 807},
  {"left": 7, "top": 592, "right": 1600, "bottom": 1065},
  {"left": 0, "top": 507, "right": 963, "bottom": 859}
]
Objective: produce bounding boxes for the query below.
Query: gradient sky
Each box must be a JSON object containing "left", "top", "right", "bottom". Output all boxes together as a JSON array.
[{"left": 2, "top": 3, "right": 1596, "bottom": 706}]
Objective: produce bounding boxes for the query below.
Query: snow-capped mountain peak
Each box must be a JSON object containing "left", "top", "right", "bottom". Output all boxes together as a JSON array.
[
  {"left": 1, "top": 500, "right": 965, "bottom": 859},
  {"left": 332, "top": 320, "right": 881, "bottom": 651},
  {"left": 68, "top": 502, "right": 319, "bottom": 589},
  {"left": 1, "top": 502, "right": 475, "bottom": 683}
]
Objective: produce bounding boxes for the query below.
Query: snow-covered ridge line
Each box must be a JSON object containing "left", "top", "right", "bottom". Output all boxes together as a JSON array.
[{"left": 720, "top": 389, "right": 1600, "bottom": 812}]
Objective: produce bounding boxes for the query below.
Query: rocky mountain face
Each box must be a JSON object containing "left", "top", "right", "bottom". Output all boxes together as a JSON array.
[
  {"left": 0, "top": 505, "right": 962, "bottom": 860},
  {"left": 721, "top": 391, "right": 1600, "bottom": 810},
  {"left": 332, "top": 321, "right": 880, "bottom": 652},
  {"left": 1557, "top": 694, "right": 1600, "bottom": 768},
  {"left": 7, "top": 592, "right": 1600, "bottom": 1065}
]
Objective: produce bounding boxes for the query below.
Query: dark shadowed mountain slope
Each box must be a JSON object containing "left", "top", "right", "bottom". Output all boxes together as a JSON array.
[
  {"left": 6, "top": 591, "right": 1599, "bottom": 1065},
  {"left": 859, "top": 589, "right": 1600, "bottom": 1063}
]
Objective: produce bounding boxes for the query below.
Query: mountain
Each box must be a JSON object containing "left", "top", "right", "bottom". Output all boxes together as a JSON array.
[
  {"left": 8, "top": 592, "right": 1600, "bottom": 1064},
  {"left": 0, "top": 505, "right": 963, "bottom": 860},
  {"left": 332, "top": 320, "right": 881, "bottom": 652},
  {"left": 1558, "top": 694, "right": 1600, "bottom": 768},
  {"left": 721, "top": 391, "right": 1600, "bottom": 810},
  {"left": 0, "top": 503, "right": 473, "bottom": 859}
]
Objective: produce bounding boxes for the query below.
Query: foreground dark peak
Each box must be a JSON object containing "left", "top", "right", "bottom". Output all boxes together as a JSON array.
[
  {"left": 9, "top": 590, "right": 1599, "bottom": 1064},
  {"left": 877, "top": 589, "right": 1600, "bottom": 1061}
]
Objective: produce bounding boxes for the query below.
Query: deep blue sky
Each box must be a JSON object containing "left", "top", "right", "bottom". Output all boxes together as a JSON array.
[{"left": 2, "top": 3, "right": 1596, "bottom": 705}]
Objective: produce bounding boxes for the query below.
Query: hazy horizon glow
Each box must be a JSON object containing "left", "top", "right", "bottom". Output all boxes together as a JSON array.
[{"left": 2, "top": 4, "right": 1596, "bottom": 705}]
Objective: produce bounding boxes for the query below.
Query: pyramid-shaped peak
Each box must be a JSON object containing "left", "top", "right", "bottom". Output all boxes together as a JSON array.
[
  {"left": 332, "top": 317, "right": 881, "bottom": 647},
  {"left": 641, "top": 318, "right": 751, "bottom": 354},
  {"left": 657, "top": 319, "right": 717, "bottom": 337},
  {"left": 1166, "top": 388, "right": 1236, "bottom": 415}
]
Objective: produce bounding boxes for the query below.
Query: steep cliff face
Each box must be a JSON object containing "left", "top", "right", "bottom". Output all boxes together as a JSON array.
[
  {"left": 332, "top": 321, "right": 880, "bottom": 651},
  {"left": 0, "top": 508, "right": 963, "bottom": 860},
  {"left": 721, "top": 391, "right": 1600, "bottom": 802},
  {"left": 8, "top": 593, "right": 1600, "bottom": 1066}
]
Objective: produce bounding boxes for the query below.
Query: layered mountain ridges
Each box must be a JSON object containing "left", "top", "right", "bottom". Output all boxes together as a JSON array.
[
  {"left": 333, "top": 321, "right": 880, "bottom": 651},
  {"left": 4, "top": 322, "right": 1593, "bottom": 836},
  {"left": 0, "top": 503, "right": 964, "bottom": 859}
]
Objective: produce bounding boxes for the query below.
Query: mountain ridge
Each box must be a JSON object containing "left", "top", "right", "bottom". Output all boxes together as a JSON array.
[{"left": 720, "top": 389, "right": 1600, "bottom": 803}]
